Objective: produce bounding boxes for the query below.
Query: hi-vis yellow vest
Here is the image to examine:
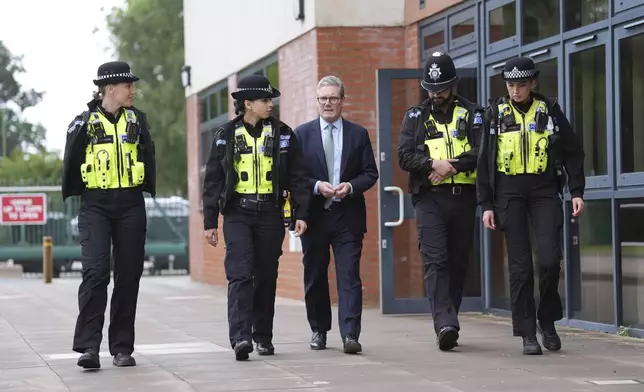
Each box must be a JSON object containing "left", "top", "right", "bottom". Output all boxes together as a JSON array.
[
  {"left": 80, "top": 109, "right": 145, "bottom": 190},
  {"left": 424, "top": 106, "right": 476, "bottom": 185},
  {"left": 496, "top": 99, "right": 551, "bottom": 175},
  {"left": 233, "top": 122, "right": 274, "bottom": 194}
]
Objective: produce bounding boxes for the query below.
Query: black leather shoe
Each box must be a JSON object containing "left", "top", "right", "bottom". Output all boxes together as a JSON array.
[
  {"left": 256, "top": 342, "right": 275, "bottom": 356},
  {"left": 437, "top": 326, "right": 459, "bottom": 351},
  {"left": 113, "top": 353, "right": 136, "bottom": 367},
  {"left": 538, "top": 322, "right": 562, "bottom": 351},
  {"left": 522, "top": 335, "right": 543, "bottom": 355},
  {"left": 310, "top": 332, "right": 327, "bottom": 350},
  {"left": 234, "top": 340, "right": 253, "bottom": 361},
  {"left": 77, "top": 348, "right": 100, "bottom": 369},
  {"left": 342, "top": 334, "right": 362, "bottom": 354}
]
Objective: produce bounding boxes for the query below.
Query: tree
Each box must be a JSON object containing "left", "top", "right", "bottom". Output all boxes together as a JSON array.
[
  {"left": 0, "top": 41, "right": 48, "bottom": 156},
  {"left": 105, "top": 0, "right": 187, "bottom": 197},
  {"left": 0, "top": 148, "right": 63, "bottom": 186}
]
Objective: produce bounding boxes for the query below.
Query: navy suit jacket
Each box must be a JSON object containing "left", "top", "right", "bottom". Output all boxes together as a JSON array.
[{"left": 294, "top": 117, "right": 379, "bottom": 235}]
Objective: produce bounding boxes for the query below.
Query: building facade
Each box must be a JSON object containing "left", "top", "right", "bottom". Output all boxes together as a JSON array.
[{"left": 183, "top": 0, "right": 644, "bottom": 337}]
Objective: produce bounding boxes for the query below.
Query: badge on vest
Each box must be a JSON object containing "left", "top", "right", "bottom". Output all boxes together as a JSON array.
[{"left": 473, "top": 112, "right": 483, "bottom": 124}]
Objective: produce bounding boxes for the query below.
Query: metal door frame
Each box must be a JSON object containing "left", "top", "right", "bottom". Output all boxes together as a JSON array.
[{"left": 376, "top": 68, "right": 484, "bottom": 315}]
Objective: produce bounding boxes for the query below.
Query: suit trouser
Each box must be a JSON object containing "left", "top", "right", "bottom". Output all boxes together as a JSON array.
[
  {"left": 301, "top": 205, "right": 364, "bottom": 340},
  {"left": 413, "top": 186, "right": 477, "bottom": 334},
  {"left": 73, "top": 188, "right": 147, "bottom": 356},
  {"left": 222, "top": 205, "right": 285, "bottom": 347},
  {"left": 494, "top": 174, "right": 564, "bottom": 337}
]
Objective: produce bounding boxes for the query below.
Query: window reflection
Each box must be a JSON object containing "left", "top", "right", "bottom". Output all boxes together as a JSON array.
[
  {"left": 489, "top": 2, "right": 516, "bottom": 44},
  {"left": 619, "top": 33, "right": 644, "bottom": 174},
  {"left": 570, "top": 45, "right": 608, "bottom": 177},
  {"left": 423, "top": 30, "right": 444, "bottom": 51},
  {"left": 569, "top": 199, "right": 614, "bottom": 324},
  {"left": 619, "top": 200, "right": 644, "bottom": 329},
  {"left": 452, "top": 17, "right": 475, "bottom": 41},
  {"left": 564, "top": 0, "right": 609, "bottom": 31},
  {"left": 523, "top": 0, "right": 560, "bottom": 44}
]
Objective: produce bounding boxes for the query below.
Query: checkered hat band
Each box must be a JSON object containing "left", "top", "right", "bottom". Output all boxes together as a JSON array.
[
  {"left": 236, "top": 87, "right": 273, "bottom": 93},
  {"left": 97, "top": 72, "right": 135, "bottom": 80},
  {"left": 504, "top": 69, "right": 537, "bottom": 79}
]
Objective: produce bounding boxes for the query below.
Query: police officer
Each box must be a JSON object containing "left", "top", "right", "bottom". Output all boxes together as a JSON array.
[
  {"left": 477, "top": 57, "right": 586, "bottom": 355},
  {"left": 397, "top": 52, "right": 484, "bottom": 351},
  {"left": 62, "top": 61, "right": 156, "bottom": 369},
  {"left": 202, "top": 75, "right": 310, "bottom": 361}
]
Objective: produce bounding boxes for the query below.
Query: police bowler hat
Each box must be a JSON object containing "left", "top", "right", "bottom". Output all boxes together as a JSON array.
[
  {"left": 231, "top": 75, "right": 281, "bottom": 101},
  {"left": 421, "top": 52, "right": 460, "bottom": 93},
  {"left": 93, "top": 61, "right": 140, "bottom": 86},
  {"left": 503, "top": 57, "right": 540, "bottom": 82}
]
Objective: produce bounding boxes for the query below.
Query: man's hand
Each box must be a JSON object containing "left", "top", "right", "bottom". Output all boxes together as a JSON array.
[
  {"left": 205, "top": 229, "right": 218, "bottom": 247},
  {"left": 334, "top": 182, "right": 351, "bottom": 198},
  {"left": 482, "top": 210, "right": 496, "bottom": 230},
  {"left": 431, "top": 159, "right": 459, "bottom": 177},
  {"left": 428, "top": 171, "right": 446, "bottom": 184},
  {"left": 294, "top": 220, "right": 308, "bottom": 236},
  {"left": 318, "top": 181, "right": 336, "bottom": 198},
  {"left": 572, "top": 197, "right": 585, "bottom": 217}
]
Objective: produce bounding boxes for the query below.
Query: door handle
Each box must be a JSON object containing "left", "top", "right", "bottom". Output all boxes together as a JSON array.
[{"left": 384, "top": 186, "right": 404, "bottom": 227}]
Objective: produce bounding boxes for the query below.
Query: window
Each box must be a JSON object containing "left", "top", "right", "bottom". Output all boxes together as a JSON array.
[
  {"left": 570, "top": 199, "right": 614, "bottom": 324},
  {"left": 619, "top": 33, "right": 644, "bottom": 174},
  {"left": 619, "top": 199, "right": 644, "bottom": 330},
  {"left": 489, "top": 2, "right": 516, "bottom": 44},
  {"left": 452, "top": 17, "right": 474, "bottom": 41},
  {"left": 199, "top": 81, "right": 229, "bottom": 168},
  {"left": 564, "top": 0, "right": 609, "bottom": 32},
  {"left": 536, "top": 57, "right": 558, "bottom": 102},
  {"left": 423, "top": 29, "right": 445, "bottom": 54},
  {"left": 523, "top": 0, "right": 560, "bottom": 44},
  {"left": 570, "top": 45, "right": 608, "bottom": 177}
]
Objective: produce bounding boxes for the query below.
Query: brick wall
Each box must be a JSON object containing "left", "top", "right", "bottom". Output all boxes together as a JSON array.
[{"left": 188, "top": 23, "right": 423, "bottom": 307}]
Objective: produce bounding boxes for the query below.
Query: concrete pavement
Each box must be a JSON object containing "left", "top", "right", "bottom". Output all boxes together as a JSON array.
[{"left": 1, "top": 276, "right": 644, "bottom": 392}]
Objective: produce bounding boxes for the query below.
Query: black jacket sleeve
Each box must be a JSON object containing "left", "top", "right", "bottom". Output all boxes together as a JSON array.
[
  {"left": 476, "top": 106, "right": 495, "bottom": 212},
  {"left": 286, "top": 129, "right": 311, "bottom": 221},
  {"left": 348, "top": 127, "right": 379, "bottom": 195},
  {"left": 552, "top": 103, "right": 586, "bottom": 198},
  {"left": 452, "top": 106, "right": 484, "bottom": 173},
  {"left": 398, "top": 108, "right": 432, "bottom": 174},
  {"left": 202, "top": 127, "right": 225, "bottom": 230}
]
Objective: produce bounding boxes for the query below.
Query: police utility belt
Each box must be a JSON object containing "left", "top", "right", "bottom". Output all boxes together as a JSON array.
[
  {"left": 80, "top": 109, "right": 145, "bottom": 190},
  {"left": 493, "top": 99, "right": 556, "bottom": 175},
  {"left": 231, "top": 121, "right": 295, "bottom": 228}
]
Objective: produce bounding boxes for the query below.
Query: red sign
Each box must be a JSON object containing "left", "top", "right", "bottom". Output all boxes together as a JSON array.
[{"left": 0, "top": 193, "right": 47, "bottom": 225}]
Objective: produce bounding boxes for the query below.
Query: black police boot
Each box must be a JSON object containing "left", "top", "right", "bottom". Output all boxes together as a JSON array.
[
  {"left": 77, "top": 348, "right": 100, "bottom": 369},
  {"left": 310, "top": 332, "right": 327, "bottom": 350},
  {"left": 256, "top": 342, "right": 275, "bottom": 356},
  {"left": 522, "top": 335, "right": 543, "bottom": 355},
  {"left": 342, "top": 334, "right": 362, "bottom": 354},
  {"left": 113, "top": 353, "right": 136, "bottom": 367},
  {"left": 233, "top": 340, "right": 253, "bottom": 361},
  {"left": 437, "top": 326, "right": 459, "bottom": 351},
  {"left": 538, "top": 321, "right": 562, "bottom": 351}
]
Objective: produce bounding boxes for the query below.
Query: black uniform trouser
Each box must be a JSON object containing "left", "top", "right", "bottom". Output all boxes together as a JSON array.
[
  {"left": 414, "top": 185, "right": 477, "bottom": 334},
  {"left": 73, "top": 188, "right": 147, "bottom": 355},
  {"left": 495, "top": 174, "right": 564, "bottom": 337},
  {"left": 222, "top": 204, "right": 285, "bottom": 347}
]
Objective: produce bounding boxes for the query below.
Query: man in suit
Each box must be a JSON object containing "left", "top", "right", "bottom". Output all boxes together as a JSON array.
[{"left": 295, "top": 75, "right": 379, "bottom": 354}]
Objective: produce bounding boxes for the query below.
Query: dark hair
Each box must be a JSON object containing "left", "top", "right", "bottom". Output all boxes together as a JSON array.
[{"left": 234, "top": 99, "right": 246, "bottom": 115}]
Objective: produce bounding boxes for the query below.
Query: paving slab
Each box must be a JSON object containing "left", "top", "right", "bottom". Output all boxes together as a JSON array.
[{"left": 1, "top": 276, "right": 644, "bottom": 392}]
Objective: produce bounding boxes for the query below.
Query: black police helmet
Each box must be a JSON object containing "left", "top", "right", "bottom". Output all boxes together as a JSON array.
[
  {"left": 231, "top": 75, "right": 281, "bottom": 101},
  {"left": 421, "top": 51, "right": 460, "bottom": 93},
  {"left": 93, "top": 61, "right": 140, "bottom": 86},
  {"left": 502, "top": 57, "right": 540, "bottom": 82}
]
